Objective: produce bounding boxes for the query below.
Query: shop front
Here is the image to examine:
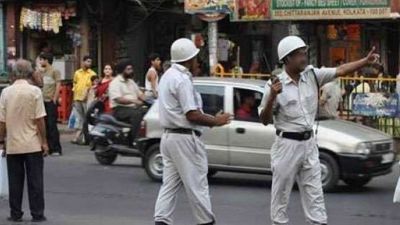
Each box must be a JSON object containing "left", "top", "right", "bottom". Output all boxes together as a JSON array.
[
  {"left": 185, "top": 0, "right": 399, "bottom": 77},
  {"left": 297, "top": 20, "right": 399, "bottom": 76},
  {"left": 264, "top": 0, "right": 399, "bottom": 76},
  {"left": 3, "top": 0, "right": 94, "bottom": 81},
  {"left": 215, "top": 19, "right": 273, "bottom": 75}
]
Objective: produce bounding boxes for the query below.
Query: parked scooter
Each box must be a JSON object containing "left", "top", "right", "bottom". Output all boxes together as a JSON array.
[{"left": 87, "top": 100, "right": 148, "bottom": 165}]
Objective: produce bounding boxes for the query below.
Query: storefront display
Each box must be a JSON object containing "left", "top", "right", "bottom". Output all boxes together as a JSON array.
[
  {"left": 324, "top": 23, "right": 362, "bottom": 66},
  {"left": 19, "top": 5, "right": 76, "bottom": 34}
]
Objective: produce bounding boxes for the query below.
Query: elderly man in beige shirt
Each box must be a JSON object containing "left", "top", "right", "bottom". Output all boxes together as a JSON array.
[{"left": 0, "top": 59, "right": 49, "bottom": 222}]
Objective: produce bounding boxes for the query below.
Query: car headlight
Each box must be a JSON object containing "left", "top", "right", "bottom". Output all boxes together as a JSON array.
[{"left": 355, "top": 142, "right": 373, "bottom": 155}]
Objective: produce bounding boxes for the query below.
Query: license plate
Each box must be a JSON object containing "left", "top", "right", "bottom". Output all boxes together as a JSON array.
[{"left": 381, "top": 153, "right": 394, "bottom": 164}]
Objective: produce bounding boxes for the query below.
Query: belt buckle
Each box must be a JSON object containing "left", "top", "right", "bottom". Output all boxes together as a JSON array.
[{"left": 303, "top": 132, "right": 310, "bottom": 140}]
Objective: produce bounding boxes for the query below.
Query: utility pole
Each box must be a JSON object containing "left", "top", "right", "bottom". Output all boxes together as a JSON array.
[{"left": 208, "top": 21, "right": 218, "bottom": 75}]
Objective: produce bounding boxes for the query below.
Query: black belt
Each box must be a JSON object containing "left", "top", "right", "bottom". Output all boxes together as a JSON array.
[
  {"left": 276, "top": 130, "right": 313, "bottom": 141},
  {"left": 165, "top": 128, "right": 202, "bottom": 137}
]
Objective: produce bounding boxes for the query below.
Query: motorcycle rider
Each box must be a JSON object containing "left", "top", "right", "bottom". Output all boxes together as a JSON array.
[{"left": 108, "top": 59, "right": 146, "bottom": 145}]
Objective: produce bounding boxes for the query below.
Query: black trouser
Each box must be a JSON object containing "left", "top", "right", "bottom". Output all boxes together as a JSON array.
[
  {"left": 113, "top": 106, "right": 144, "bottom": 145},
  {"left": 44, "top": 101, "right": 62, "bottom": 154},
  {"left": 7, "top": 152, "right": 45, "bottom": 219}
]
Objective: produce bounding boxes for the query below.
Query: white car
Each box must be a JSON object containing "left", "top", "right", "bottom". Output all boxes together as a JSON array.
[{"left": 137, "top": 77, "right": 396, "bottom": 192}]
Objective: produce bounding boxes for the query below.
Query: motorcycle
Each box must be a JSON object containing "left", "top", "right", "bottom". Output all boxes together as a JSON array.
[{"left": 87, "top": 100, "right": 149, "bottom": 165}]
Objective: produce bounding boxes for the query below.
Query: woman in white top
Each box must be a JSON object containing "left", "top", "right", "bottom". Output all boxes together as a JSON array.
[{"left": 145, "top": 53, "right": 162, "bottom": 102}]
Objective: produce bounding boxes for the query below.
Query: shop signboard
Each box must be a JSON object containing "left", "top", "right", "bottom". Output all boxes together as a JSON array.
[
  {"left": 185, "top": 0, "right": 393, "bottom": 21},
  {"left": 231, "top": 0, "right": 272, "bottom": 21},
  {"left": 184, "top": 0, "right": 236, "bottom": 14},
  {"left": 352, "top": 93, "right": 399, "bottom": 117},
  {"left": 271, "top": 0, "right": 392, "bottom": 20}
]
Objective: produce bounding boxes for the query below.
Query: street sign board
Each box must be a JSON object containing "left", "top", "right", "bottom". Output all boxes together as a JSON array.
[
  {"left": 185, "top": 0, "right": 393, "bottom": 21},
  {"left": 352, "top": 93, "right": 399, "bottom": 117},
  {"left": 270, "top": 0, "right": 392, "bottom": 20}
]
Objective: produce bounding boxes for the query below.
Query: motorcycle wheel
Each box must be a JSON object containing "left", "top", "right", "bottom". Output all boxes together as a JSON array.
[{"left": 94, "top": 152, "right": 118, "bottom": 165}]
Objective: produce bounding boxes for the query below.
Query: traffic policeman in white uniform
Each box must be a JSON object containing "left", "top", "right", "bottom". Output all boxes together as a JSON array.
[
  {"left": 154, "top": 38, "right": 231, "bottom": 225},
  {"left": 259, "top": 36, "right": 380, "bottom": 225}
]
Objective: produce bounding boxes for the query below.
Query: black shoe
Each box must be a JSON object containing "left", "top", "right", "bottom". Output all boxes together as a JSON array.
[
  {"left": 31, "top": 216, "right": 47, "bottom": 222},
  {"left": 199, "top": 220, "right": 215, "bottom": 225},
  {"left": 7, "top": 217, "right": 23, "bottom": 222},
  {"left": 155, "top": 222, "right": 168, "bottom": 225}
]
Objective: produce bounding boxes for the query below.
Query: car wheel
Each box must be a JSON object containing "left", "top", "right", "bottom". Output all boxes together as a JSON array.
[
  {"left": 343, "top": 178, "right": 372, "bottom": 188},
  {"left": 207, "top": 170, "right": 218, "bottom": 178},
  {"left": 319, "top": 151, "right": 340, "bottom": 192},
  {"left": 94, "top": 152, "right": 118, "bottom": 165},
  {"left": 144, "top": 144, "right": 163, "bottom": 182}
]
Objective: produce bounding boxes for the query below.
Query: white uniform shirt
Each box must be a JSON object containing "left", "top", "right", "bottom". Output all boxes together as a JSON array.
[
  {"left": 259, "top": 66, "right": 337, "bottom": 132},
  {"left": 158, "top": 63, "right": 204, "bottom": 132}
]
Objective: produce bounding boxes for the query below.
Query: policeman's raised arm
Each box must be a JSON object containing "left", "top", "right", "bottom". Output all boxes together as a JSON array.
[{"left": 336, "top": 46, "right": 380, "bottom": 77}]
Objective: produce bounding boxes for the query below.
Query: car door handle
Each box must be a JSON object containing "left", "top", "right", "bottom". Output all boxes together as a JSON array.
[{"left": 236, "top": 128, "right": 246, "bottom": 134}]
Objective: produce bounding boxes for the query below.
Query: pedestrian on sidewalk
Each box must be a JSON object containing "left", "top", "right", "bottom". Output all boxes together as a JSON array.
[
  {"left": 162, "top": 60, "right": 171, "bottom": 74},
  {"left": 38, "top": 52, "right": 62, "bottom": 156},
  {"left": 71, "top": 56, "right": 96, "bottom": 144},
  {"left": 319, "top": 79, "right": 343, "bottom": 119},
  {"left": 86, "top": 75, "right": 100, "bottom": 108},
  {"left": 96, "top": 64, "right": 114, "bottom": 113},
  {"left": 35, "top": 42, "right": 52, "bottom": 73},
  {"left": 0, "top": 59, "right": 49, "bottom": 222},
  {"left": 145, "top": 53, "right": 162, "bottom": 103},
  {"left": 154, "top": 38, "right": 231, "bottom": 225},
  {"left": 259, "top": 36, "right": 380, "bottom": 225}
]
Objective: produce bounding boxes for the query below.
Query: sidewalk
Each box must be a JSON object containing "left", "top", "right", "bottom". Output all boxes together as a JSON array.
[{"left": 58, "top": 123, "right": 75, "bottom": 135}]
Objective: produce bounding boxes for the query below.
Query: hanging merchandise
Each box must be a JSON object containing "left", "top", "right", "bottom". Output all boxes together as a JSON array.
[{"left": 19, "top": 6, "right": 72, "bottom": 34}]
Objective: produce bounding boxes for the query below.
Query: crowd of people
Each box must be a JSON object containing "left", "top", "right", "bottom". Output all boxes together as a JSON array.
[
  {"left": 69, "top": 54, "right": 166, "bottom": 145},
  {"left": 0, "top": 48, "right": 167, "bottom": 222}
]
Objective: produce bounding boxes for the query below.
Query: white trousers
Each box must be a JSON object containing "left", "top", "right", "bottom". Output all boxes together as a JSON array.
[
  {"left": 154, "top": 133, "right": 215, "bottom": 225},
  {"left": 271, "top": 136, "right": 327, "bottom": 225}
]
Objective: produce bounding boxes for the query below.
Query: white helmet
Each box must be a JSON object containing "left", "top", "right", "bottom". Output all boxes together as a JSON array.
[
  {"left": 170, "top": 38, "right": 200, "bottom": 63},
  {"left": 277, "top": 36, "right": 307, "bottom": 61}
]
